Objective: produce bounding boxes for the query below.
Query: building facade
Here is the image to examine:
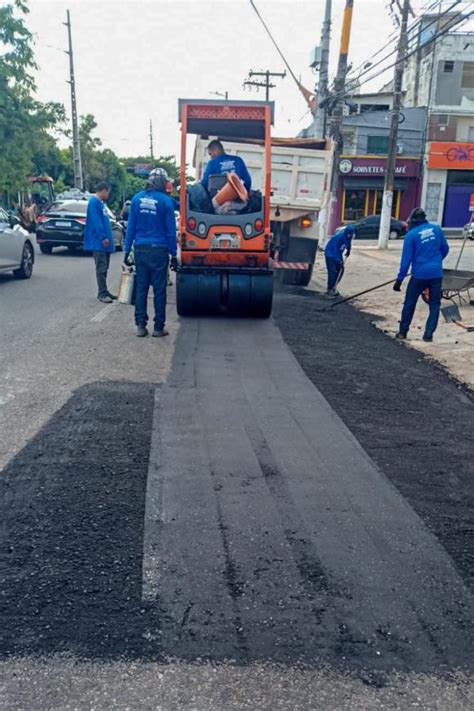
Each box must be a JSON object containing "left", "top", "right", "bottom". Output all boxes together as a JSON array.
[
  {"left": 328, "top": 108, "right": 425, "bottom": 230},
  {"left": 405, "top": 11, "right": 474, "bottom": 227}
]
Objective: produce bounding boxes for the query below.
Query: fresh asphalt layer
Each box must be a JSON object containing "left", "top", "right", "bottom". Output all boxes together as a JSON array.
[
  {"left": 1, "top": 295, "right": 473, "bottom": 674},
  {"left": 1, "top": 254, "right": 473, "bottom": 707}
]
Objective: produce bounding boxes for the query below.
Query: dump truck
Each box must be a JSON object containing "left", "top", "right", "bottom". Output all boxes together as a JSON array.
[
  {"left": 177, "top": 99, "right": 274, "bottom": 317},
  {"left": 194, "top": 134, "right": 332, "bottom": 286}
]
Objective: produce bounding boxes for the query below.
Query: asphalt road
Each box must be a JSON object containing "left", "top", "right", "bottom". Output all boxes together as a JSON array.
[{"left": 0, "top": 247, "right": 473, "bottom": 709}]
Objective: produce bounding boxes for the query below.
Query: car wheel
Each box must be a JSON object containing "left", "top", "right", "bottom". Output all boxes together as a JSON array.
[
  {"left": 389, "top": 229, "right": 400, "bottom": 240},
  {"left": 13, "top": 242, "right": 34, "bottom": 280},
  {"left": 39, "top": 243, "right": 53, "bottom": 254}
]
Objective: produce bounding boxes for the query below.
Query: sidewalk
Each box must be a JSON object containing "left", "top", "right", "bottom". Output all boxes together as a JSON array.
[{"left": 311, "top": 240, "right": 474, "bottom": 388}]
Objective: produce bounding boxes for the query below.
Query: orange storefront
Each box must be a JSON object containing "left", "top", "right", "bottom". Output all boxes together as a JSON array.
[{"left": 426, "top": 142, "right": 474, "bottom": 227}]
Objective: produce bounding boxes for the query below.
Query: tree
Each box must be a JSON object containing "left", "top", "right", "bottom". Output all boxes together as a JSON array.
[{"left": 0, "top": 1, "right": 65, "bottom": 203}]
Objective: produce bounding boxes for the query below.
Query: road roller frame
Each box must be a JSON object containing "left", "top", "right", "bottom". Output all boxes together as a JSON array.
[{"left": 177, "top": 99, "right": 274, "bottom": 318}]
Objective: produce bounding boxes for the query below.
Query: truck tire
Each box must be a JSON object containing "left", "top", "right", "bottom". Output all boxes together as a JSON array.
[{"left": 278, "top": 264, "right": 313, "bottom": 286}]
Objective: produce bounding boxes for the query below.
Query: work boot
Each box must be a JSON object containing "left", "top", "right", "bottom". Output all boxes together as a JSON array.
[
  {"left": 136, "top": 325, "right": 148, "bottom": 337},
  {"left": 422, "top": 334, "right": 433, "bottom": 342},
  {"left": 152, "top": 328, "right": 169, "bottom": 338},
  {"left": 326, "top": 288, "right": 340, "bottom": 298},
  {"left": 395, "top": 332, "right": 407, "bottom": 340},
  {"left": 98, "top": 295, "right": 113, "bottom": 304},
  {"left": 107, "top": 292, "right": 118, "bottom": 300}
]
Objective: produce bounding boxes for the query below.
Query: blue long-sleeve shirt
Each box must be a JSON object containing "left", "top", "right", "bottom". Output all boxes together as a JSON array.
[
  {"left": 124, "top": 190, "right": 177, "bottom": 256},
  {"left": 397, "top": 221, "right": 449, "bottom": 281},
  {"left": 325, "top": 226, "right": 353, "bottom": 262},
  {"left": 83, "top": 196, "right": 114, "bottom": 253},
  {"left": 201, "top": 153, "right": 252, "bottom": 192}
]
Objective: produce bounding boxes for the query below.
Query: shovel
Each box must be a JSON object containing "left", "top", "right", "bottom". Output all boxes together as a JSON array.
[{"left": 441, "top": 303, "right": 474, "bottom": 332}]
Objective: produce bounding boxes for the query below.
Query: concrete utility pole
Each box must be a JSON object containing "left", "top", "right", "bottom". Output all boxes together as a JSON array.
[
  {"left": 314, "top": 0, "right": 332, "bottom": 138},
  {"left": 327, "top": 0, "right": 355, "bottom": 236},
  {"left": 378, "top": 0, "right": 411, "bottom": 249},
  {"left": 64, "top": 10, "right": 83, "bottom": 190},
  {"left": 244, "top": 69, "right": 286, "bottom": 101},
  {"left": 149, "top": 119, "right": 154, "bottom": 162}
]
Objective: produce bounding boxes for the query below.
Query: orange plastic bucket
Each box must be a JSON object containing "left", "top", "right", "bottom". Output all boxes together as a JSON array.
[{"left": 213, "top": 173, "right": 248, "bottom": 206}]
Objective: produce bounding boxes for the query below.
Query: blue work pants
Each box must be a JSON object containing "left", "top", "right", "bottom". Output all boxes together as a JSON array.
[
  {"left": 325, "top": 255, "right": 344, "bottom": 291},
  {"left": 400, "top": 276, "right": 442, "bottom": 338},
  {"left": 134, "top": 245, "right": 169, "bottom": 330}
]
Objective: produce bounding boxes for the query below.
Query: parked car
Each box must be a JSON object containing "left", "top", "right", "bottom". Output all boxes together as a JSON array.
[
  {"left": 36, "top": 199, "right": 124, "bottom": 254},
  {"left": 0, "top": 207, "right": 35, "bottom": 279},
  {"left": 339, "top": 215, "right": 408, "bottom": 240}
]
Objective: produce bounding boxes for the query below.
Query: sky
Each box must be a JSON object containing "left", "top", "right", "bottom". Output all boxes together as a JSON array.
[{"left": 23, "top": 0, "right": 433, "bottom": 160}]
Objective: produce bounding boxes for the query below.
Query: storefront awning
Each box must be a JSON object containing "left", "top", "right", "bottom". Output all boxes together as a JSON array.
[{"left": 343, "top": 178, "right": 408, "bottom": 190}]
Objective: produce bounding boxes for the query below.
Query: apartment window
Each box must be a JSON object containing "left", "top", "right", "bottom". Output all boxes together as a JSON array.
[
  {"left": 437, "top": 114, "right": 449, "bottom": 126},
  {"left": 367, "top": 135, "right": 389, "bottom": 155},
  {"left": 462, "top": 62, "right": 474, "bottom": 89},
  {"left": 468, "top": 127, "right": 474, "bottom": 142},
  {"left": 443, "top": 61, "right": 454, "bottom": 73}
]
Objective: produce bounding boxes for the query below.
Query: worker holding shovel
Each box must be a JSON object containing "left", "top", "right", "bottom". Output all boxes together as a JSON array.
[
  {"left": 324, "top": 224, "right": 354, "bottom": 297},
  {"left": 393, "top": 208, "right": 449, "bottom": 342}
]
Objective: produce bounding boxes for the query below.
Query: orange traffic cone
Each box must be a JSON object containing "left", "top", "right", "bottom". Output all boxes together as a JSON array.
[{"left": 213, "top": 173, "right": 248, "bottom": 206}]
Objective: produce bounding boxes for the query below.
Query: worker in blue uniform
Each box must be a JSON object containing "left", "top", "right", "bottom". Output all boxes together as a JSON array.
[
  {"left": 394, "top": 207, "right": 449, "bottom": 342},
  {"left": 201, "top": 139, "right": 252, "bottom": 193},
  {"left": 83, "top": 181, "right": 116, "bottom": 303},
  {"left": 124, "top": 168, "right": 177, "bottom": 338},
  {"left": 324, "top": 224, "right": 354, "bottom": 297}
]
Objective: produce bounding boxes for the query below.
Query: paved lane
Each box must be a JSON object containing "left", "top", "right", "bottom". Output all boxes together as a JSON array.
[
  {"left": 0, "top": 247, "right": 176, "bottom": 469},
  {"left": 144, "top": 317, "right": 473, "bottom": 671}
]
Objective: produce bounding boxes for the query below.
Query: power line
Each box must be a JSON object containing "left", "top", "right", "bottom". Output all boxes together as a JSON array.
[
  {"left": 349, "top": 0, "right": 441, "bottom": 78},
  {"left": 330, "top": 6, "right": 471, "bottom": 105},
  {"left": 347, "top": 0, "right": 465, "bottom": 91}
]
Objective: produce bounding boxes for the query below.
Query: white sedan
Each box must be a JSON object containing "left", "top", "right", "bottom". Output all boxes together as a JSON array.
[{"left": 0, "top": 207, "right": 35, "bottom": 279}]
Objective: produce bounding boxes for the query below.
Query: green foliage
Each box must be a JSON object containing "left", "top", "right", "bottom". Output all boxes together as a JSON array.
[
  {"left": 0, "top": 3, "right": 188, "bottom": 211},
  {"left": 0, "top": 1, "right": 66, "bottom": 201}
]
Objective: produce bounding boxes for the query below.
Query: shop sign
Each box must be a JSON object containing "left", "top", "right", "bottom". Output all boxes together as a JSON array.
[
  {"left": 428, "top": 142, "right": 474, "bottom": 170},
  {"left": 338, "top": 156, "right": 420, "bottom": 177}
]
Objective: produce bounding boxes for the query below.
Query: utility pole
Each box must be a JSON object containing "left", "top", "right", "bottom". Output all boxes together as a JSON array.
[
  {"left": 243, "top": 69, "right": 286, "bottom": 101},
  {"left": 378, "top": 0, "right": 411, "bottom": 249},
  {"left": 64, "top": 10, "right": 83, "bottom": 190},
  {"left": 210, "top": 90, "right": 229, "bottom": 100},
  {"left": 327, "top": 0, "right": 354, "bottom": 237},
  {"left": 314, "top": 0, "right": 332, "bottom": 138},
  {"left": 149, "top": 119, "right": 154, "bottom": 162}
]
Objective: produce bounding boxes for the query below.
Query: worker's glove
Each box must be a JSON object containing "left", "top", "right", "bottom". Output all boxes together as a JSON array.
[
  {"left": 123, "top": 252, "right": 133, "bottom": 267},
  {"left": 169, "top": 255, "right": 178, "bottom": 272},
  {"left": 393, "top": 280, "right": 402, "bottom": 292}
]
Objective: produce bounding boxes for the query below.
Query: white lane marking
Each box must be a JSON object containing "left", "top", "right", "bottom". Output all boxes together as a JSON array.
[
  {"left": 142, "top": 388, "right": 162, "bottom": 602},
  {"left": 90, "top": 304, "right": 115, "bottom": 323}
]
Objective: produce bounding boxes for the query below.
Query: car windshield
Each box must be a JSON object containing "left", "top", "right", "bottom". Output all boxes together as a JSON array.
[{"left": 48, "top": 201, "right": 88, "bottom": 214}]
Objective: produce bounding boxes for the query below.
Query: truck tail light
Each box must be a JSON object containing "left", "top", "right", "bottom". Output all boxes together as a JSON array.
[
  {"left": 254, "top": 219, "right": 263, "bottom": 232},
  {"left": 187, "top": 217, "right": 196, "bottom": 230}
]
